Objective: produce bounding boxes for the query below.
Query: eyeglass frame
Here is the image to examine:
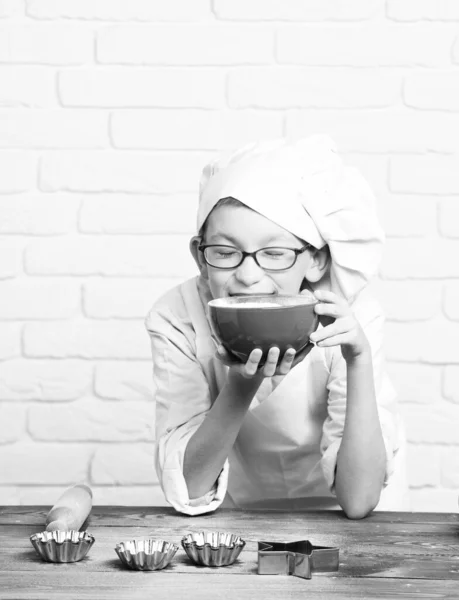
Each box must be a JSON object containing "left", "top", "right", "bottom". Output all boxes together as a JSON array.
[{"left": 197, "top": 243, "right": 313, "bottom": 272}]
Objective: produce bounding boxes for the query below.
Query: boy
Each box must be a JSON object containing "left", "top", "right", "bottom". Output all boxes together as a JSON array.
[{"left": 145, "top": 136, "right": 409, "bottom": 517}]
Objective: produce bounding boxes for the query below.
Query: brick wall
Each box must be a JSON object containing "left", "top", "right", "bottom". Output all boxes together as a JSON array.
[{"left": 1, "top": 0, "right": 458, "bottom": 512}]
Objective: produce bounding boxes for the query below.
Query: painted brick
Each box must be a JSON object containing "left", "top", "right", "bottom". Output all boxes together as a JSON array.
[
  {"left": 286, "top": 110, "right": 459, "bottom": 153},
  {"left": 0, "top": 0, "right": 22, "bottom": 17},
  {"left": 387, "top": 0, "right": 459, "bottom": 21},
  {"left": 0, "top": 195, "right": 79, "bottom": 234},
  {"left": 391, "top": 155, "right": 459, "bottom": 195},
  {"left": 400, "top": 402, "right": 459, "bottom": 444},
  {"left": 379, "top": 195, "right": 437, "bottom": 238},
  {"left": 382, "top": 239, "right": 459, "bottom": 279},
  {"left": 404, "top": 72, "right": 459, "bottom": 111},
  {"left": 0, "top": 404, "right": 26, "bottom": 444},
  {"left": 79, "top": 195, "right": 196, "bottom": 234},
  {"left": 0, "top": 359, "right": 93, "bottom": 401},
  {"left": 371, "top": 280, "right": 441, "bottom": 321},
  {"left": 26, "top": 0, "right": 211, "bottom": 21},
  {"left": 444, "top": 282, "right": 459, "bottom": 320},
  {"left": 111, "top": 110, "right": 284, "bottom": 150},
  {"left": 84, "top": 278, "right": 182, "bottom": 319},
  {"left": 385, "top": 320, "right": 459, "bottom": 363},
  {"left": 0, "top": 239, "right": 25, "bottom": 279},
  {"left": 91, "top": 444, "right": 157, "bottom": 484},
  {"left": 0, "top": 152, "right": 37, "bottom": 192},
  {"left": 410, "top": 489, "right": 459, "bottom": 512},
  {"left": 0, "top": 67, "right": 56, "bottom": 107},
  {"left": 25, "top": 235, "right": 196, "bottom": 277},
  {"left": 228, "top": 68, "right": 401, "bottom": 109},
  {"left": 0, "top": 323, "right": 21, "bottom": 360},
  {"left": 90, "top": 485, "right": 166, "bottom": 506},
  {"left": 23, "top": 320, "right": 151, "bottom": 359},
  {"left": 98, "top": 25, "right": 273, "bottom": 65},
  {"left": 95, "top": 361, "right": 154, "bottom": 402},
  {"left": 58, "top": 69, "right": 226, "bottom": 108},
  {"left": 0, "top": 443, "right": 92, "bottom": 484},
  {"left": 441, "top": 447, "right": 459, "bottom": 488},
  {"left": 0, "top": 487, "right": 20, "bottom": 504},
  {"left": 0, "top": 23, "right": 93, "bottom": 65},
  {"left": 341, "top": 155, "right": 389, "bottom": 199},
  {"left": 28, "top": 399, "right": 154, "bottom": 442},
  {"left": 40, "top": 151, "right": 210, "bottom": 193},
  {"left": 0, "top": 110, "right": 108, "bottom": 149},
  {"left": 214, "top": 0, "right": 384, "bottom": 21},
  {"left": 278, "top": 25, "right": 454, "bottom": 67},
  {"left": 407, "top": 445, "right": 441, "bottom": 487},
  {"left": 453, "top": 38, "right": 459, "bottom": 64},
  {"left": 443, "top": 365, "right": 459, "bottom": 404},
  {"left": 0, "top": 279, "right": 80, "bottom": 319},
  {"left": 439, "top": 198, "right": 459, "bottom": 238},
  {"left": 386, "top": 363, "right": 441, "bottom": 404}
]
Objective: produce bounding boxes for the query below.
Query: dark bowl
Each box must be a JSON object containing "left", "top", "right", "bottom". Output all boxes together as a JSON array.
[{"left": 208, "top": 293, "right": 319, "bottom": 365}]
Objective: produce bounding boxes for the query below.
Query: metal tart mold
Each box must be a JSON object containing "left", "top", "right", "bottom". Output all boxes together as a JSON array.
[
  {"left": 181, "top": 531, "right": 245, "bottom": 567},
  {"left": 30, "top": 530, "right": 95, "bottom": 563},
  {"left": 115, "top": 538, "right": 179, "bottom": 571}
]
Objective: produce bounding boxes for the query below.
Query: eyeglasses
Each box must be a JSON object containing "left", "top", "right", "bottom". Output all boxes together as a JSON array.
[{"left": 198, "top": 244, "right": 312, "bottom": 271}]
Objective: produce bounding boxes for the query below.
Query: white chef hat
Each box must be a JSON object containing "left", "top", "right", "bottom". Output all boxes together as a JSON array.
[{"left": 197, "top": 135, "right": 384, "bottom": 301}]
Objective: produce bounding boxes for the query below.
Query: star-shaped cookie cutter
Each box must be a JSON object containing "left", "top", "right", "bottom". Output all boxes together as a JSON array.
[{"left": 257, "top": 540, "right": 339, "bottom": 580}]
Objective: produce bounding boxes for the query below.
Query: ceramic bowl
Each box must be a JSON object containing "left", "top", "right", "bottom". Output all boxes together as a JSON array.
[{"left": 208, "top": 292, "right": 319, "bottom": 364}]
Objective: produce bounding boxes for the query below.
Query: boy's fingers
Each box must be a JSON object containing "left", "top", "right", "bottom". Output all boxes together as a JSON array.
[
  {"left": 277, "top": 348, "right": 296, "bottom": 375},
  {"left": 314, "top": 290, "right": 339, "bottom": 303},
  {"left": 244, "top": 348, "right": 263, "bottom": 376},
  {"left": 314, "top": 333, "right": 349, "bottom": 347},
  {"left": 263, "top": 347, "right": 280, "bottom": 377}
]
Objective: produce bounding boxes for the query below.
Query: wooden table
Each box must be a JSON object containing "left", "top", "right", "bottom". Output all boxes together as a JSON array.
[{"left": 1, "top": 506, "right": 459, "bottom": 599}]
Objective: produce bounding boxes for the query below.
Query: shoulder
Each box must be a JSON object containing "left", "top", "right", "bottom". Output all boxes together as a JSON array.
[{"left": 145, "top": 277, "right": 201, "bottom": 347}]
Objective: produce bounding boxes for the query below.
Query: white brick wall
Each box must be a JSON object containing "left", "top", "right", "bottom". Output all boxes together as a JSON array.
[{"left": 1, "top": 1, "right": 458, "bottom": 513}]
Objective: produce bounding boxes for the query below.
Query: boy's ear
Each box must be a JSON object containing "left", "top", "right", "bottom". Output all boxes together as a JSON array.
[
  {"left": 304, "top": 246, "right": 330, "bottom": 283},
  {"left": 189, "top": 236, "right": 209, "bottom": 279}
]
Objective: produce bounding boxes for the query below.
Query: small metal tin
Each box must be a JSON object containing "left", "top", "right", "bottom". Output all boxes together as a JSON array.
[
  {"left": 30, "top": 530, "right": 95, "bottom": 563},
  {"left": 115, "top": 539, "right": 179, "bottom": 571},
  {"left": 257, "top": 540, "right": 339, "bottom": 580},
  {"left": 181, "top": 531, "right": 245, "bottom": 567}
]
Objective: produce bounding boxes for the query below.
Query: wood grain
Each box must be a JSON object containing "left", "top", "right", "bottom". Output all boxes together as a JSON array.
[{"left": 1, "top": 507, "right": 458, "bottom": 600}]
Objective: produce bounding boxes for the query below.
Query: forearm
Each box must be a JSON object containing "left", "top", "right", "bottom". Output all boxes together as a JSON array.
[
  {"left": 335, "top": 353, "right": 386, "bottom": 519},
  {"left": 183, "top": 371, "right": 263, "bottom": 499}
]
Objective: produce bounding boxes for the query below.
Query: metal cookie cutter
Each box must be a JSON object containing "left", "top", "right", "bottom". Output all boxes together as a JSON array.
[{"left": 257, "top": 540, "right": 339, "bottom": 580}]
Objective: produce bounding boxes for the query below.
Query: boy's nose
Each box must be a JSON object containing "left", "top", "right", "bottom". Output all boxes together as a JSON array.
[{"left": 234, "top": 256, "right": 265, "bottom": 286}]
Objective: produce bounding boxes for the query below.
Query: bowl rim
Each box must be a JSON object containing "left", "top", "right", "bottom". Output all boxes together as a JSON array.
[{"left": 208, "top": 293, "right": 318, "bottom": 309}]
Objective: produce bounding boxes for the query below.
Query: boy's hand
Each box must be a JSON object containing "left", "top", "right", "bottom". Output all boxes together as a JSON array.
[
  {"left": 216, "top": 342, "right": 314, "bottom": 379},
  {"left": 309, "top": 290, "right": 370, "bottom": 363}
]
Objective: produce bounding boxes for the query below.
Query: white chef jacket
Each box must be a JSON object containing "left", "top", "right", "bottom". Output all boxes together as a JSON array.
[{"left": 145, "top": 276, "right": 410, "bottom": 516}]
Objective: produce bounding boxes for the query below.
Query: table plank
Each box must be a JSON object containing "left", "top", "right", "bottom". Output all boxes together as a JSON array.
[
  {"left": 1, "top": 572, "right": 458, "bottom": 600},
  {"left": 1, "top": 506, "right": 458, "bottom": 526},
  {"left": 1, "top": 506, "right": 459, "bottom": 599},
  {"left": 2, "top": 520, "right": 459, "bottom": 581}
]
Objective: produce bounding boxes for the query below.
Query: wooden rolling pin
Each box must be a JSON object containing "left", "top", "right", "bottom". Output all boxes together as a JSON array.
[{"left": 45, "top": 484, "right": 93, "bottom": 532}]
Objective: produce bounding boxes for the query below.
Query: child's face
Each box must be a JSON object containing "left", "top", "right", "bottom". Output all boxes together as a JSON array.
[{"left": 200, "top": 204, "right": 316, "bottom": 299}]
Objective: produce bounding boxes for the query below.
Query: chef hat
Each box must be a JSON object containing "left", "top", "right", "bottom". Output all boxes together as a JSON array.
[{"left": 197, "top": 135, "right": 384, "bottom": 301}]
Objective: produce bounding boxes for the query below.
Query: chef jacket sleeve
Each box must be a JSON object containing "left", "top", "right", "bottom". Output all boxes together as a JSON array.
[
  {"left": 146, "top": 311, "right": 229, "bottom": 516},
  {"left": 319, "top": 291, "right": 401, "bottom": 493}
]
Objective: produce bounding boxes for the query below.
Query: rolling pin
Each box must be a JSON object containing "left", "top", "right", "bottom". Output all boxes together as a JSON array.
[{"left": 45, "top": 484, "right": 93, "bottom": 532}]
